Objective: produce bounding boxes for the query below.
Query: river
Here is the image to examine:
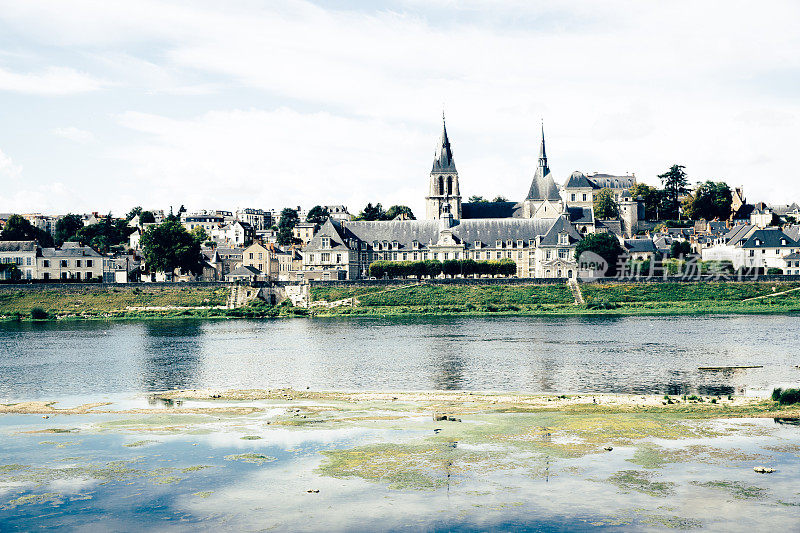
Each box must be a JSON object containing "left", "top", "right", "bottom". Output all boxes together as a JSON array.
[{"left": 2, "top": 314, "right": 798, "bottom": 400}]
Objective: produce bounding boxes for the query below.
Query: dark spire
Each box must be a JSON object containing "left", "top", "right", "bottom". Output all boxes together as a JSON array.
[
  {"left": 432, "top": 113, "right": 456, "bottom": 172},
  {"left": 538, "top": 121, "right": 548, "bottom": 172}
]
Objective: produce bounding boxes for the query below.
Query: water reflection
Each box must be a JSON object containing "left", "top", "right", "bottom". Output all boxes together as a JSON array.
[
  {"left": 140, "top": 321, "right": 203, "bottom": 392},
  {"left": 2, "top": 315, "right": 800, "bottom": 399}
]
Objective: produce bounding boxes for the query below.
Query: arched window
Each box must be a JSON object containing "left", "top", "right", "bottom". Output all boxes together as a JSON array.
[
  {"left": 438, "top": 176, "right": 444, "bottom": 195},
  {"left": 447, "top": 176, "right": 453, "bottom": 195}
]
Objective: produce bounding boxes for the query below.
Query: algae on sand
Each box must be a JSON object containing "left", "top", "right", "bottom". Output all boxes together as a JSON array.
[
  {"left": 607, "top": 470, "right": 676, "bottom": 497},
  {"left": 224, "top": 453, "right": 276, "bottom": 465}
]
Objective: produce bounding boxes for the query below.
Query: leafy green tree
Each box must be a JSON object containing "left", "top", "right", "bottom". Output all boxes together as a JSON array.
[
  {"left": 0, "top": 263, "right": 21, "bottom": 280},
  {"left": 126, "top": 206, "right": 143, "bottom": 221},
  {"left": 71, "top": 215, "right": 132, "bottom": 253},
  {"left": 277, "top": 208, "right": 299, "bottom": 245},
  {"left": 681, "top": 181, "right": 732, "bottom": 220},
  {"left": 670, "top": 240, "right": 692, "bottom": 258},
  {"left": 629, "top": 183, "right": 663, "bottom": 220},
  {"left": 424, "top": 260, "right": 443, "bottom": 278},
  {"left": 0, "top": 215, "right": 54, "bottom": 247},
  {"left": 306, "top": 205, "right": 329, "bottom": 225},
  {"left": 140, "top": 220, "right": 204, "bottom": 276},
  {"left": 190, "top": 225, "right": 208, "bottom": 244},
  {"left": 468, "top": 195, "right": 488, "bottom": 203},
  {"left": 140, "top": 211, "right": 156, "bottom": 224},
  {"left": 574, "top": 233, "right": 625, "bottom": 276},
  {"left": 593, "top": 188, "right": 620, "bottom": 219},
  {"left": 492, "top": 196, "right": 509, "bottom": 202},
  {"left": 383, "top": 205, "right": 415, "bottom": 220},
  {"left": 658, "top": 164, "right": 689, "bottom": 219},
  {"left": 442, "top": 259, "right": 461, "bottom": 277},
  {"left": 355, "top": 203, "right": 385, "bottom": 221},
  {"left": 54, "top": 214, "right": 83, "bottom": 245}
]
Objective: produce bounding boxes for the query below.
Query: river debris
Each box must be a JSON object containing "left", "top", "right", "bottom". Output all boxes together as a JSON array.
[{"left": 753, "top": 466, "right": 776, "bottom": 474}]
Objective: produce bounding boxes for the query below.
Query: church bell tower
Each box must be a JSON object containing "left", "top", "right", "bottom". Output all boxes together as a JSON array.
[{"left": 426, "top": 114, "right": 462, "bottom": 220}]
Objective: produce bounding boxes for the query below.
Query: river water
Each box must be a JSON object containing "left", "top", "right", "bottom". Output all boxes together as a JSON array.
[{"left": 2, "top": 314, "right": 799, "bottom": 400}]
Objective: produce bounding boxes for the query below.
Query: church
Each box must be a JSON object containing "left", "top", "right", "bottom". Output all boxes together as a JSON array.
[{"left": 301, "top": 117, "right": 639, "bottom": 280}]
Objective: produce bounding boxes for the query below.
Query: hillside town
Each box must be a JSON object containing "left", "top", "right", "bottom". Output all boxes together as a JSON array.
[{"left": 2, "top": 119, "right": 800, "bottom": 284}]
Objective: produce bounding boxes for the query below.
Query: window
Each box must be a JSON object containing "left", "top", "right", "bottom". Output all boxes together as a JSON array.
[
  {"left": 26, "top": 257, "right": 31, "bottom": 266},
  {"left": 438, "top": 176, "right": 444, "bottom": 195},
  {"left": 86, "top": 260, "right": 93, "bottom": 267},
  {"left": 413, "top": 253, "right": 418, "bottom": 261},
  {"left": 61, "top": 260, "right": 68, "bottom": 268},
  {"left": 258, "top": 253, "right": 262, "bottom": 259},
  {"left": 336, "top": 254, "right": 342, "bottom": 263},
  {"left": 249, "top": 253, "right": 253, "bottom": 259},
  {"left": 43, "top": 272, "right": 50, "bottom": 280},
  {"left": 571, "top": 194, "right": 576, "bottom": 201},
  {"left": 43, "top": 260, "right": 50, "bottom": 268},
  {"left": 582, "top": 193, "right": 587, "bottom": 202},
  {"left": 496, "top": 240, "right": 502, "bottom": 248},
  {"left": 321, "top": 237, "right": 330, "bottom": 248},
  {"left": 443, "top": 252, "right": 449, "bottom": 260},
  {"left": 474, "top": 241, "right": 481, "bottom": 249},
  {"left": 517, "top": 240, "right": 523, "bottom": 248},
  {"left": 447, "top": 176, "right": 453, "bottom": 195},
  {"left": 402, "top": 253, "right": 408, "bottom": 260},
  {"left": 321, "top": 253, "right": 331, "bottom": 262}
]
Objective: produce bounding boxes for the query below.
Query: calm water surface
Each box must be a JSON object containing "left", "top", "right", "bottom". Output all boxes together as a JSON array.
[{"left": 2, "top": 315, "right": 799, "bottom": 400}]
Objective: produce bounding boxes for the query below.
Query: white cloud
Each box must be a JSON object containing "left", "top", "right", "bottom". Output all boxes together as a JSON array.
[
  {"left": 2, "top": 1, "right": 800, "bottom": 212},
  {"left": 0, "top": 148, "right": 22, "bottom": 180},
  {"left": 0, "top": 65, "right": 105, "bottom": 95},
  {"left": 51, "top": 126, "right": 95, "bottom": 143}
]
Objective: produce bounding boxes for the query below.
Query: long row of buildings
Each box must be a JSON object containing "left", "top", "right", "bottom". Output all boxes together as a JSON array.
[{"left": 3, "top": 117, "right": 800, "bottom": 282}]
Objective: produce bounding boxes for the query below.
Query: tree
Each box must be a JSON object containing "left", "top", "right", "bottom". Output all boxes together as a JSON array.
[
  {"left": 629, "top": 183, "right": 663, "bottom": 220},
  {"left": 593, "top": 188, "right": 619, "bottom": 219},
  {"left": 140, "top": 220, "right": 204, "bottom": 276},
  {"left": 658, "top": 164, "right": 689, "bottom": 220},
  {"left": 383, "top": 205, "right": 415, "bottom": 220},
  {"left": 126, "top": 206, "right": 143, "bottom": 221},
  {"left": 140, "top": 211, "right": 156, "bottom": 224},
  {"left": 670, "top": 240, "right": 692, "bottom": 258},
  {"left": 54, "top": 214, "right": 83, "bottom": 245},
  {"left": 0, "top": 215, "right": 54, "bottom": 247},
  {"left": 492, "top": 196, "right": 509, "bottom": 202},
  {"left": 71, "top": 215, "right": 132, "bottom": 253},
  {"left": 306, "top": 205, "right": 329, "bottom": 225},
  {"left": 574, "top": 233, "right": 625, "bottom": 277},
  {"left": 277, "top": 208, "right": 299, "bottom": 246},
  {"left": 190, "top": 225, "right": 208, "bottom": 244},
  {"left": 356, "top": 203, "right": 385, "bottom": 221},
  {"left": 681, "top": 181, "right": 732, "bottom": 221},
  {"left": 468, "top": 195, "right": 488, "bottom": 203}
]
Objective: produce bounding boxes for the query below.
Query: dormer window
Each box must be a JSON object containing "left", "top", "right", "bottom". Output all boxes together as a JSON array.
[
  {"left": 558, "top": 233, "right": 569, "bottom": 245},
  {"left": 506, "top": 240, "right": 513, "bottom": 248},
  {"left": 321, "top": 237, "right": 330, "bottom": 248},
  {"left": 496, "top": 240, "right": 503, "bottom": 248},
  {"left": 517, "top": 240, "right": 524, "bottom": 248},
  {"left": 474, "top": 241, "right": 481, "bottom": 249},
  {"left": 755, "top": 239, "right": 761, "bottom": 246},
  {"left": 412, "top": 240, "right": 419, "bottom": 249},
  {"left": 781, "top": 239, "right": 787, "bottom": 246},
  {"left": 392, "top": 241, "right": 399, "bottom": 249}
]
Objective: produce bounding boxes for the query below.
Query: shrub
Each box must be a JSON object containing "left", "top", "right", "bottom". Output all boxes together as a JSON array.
[
  {"left": 767, "top": 267, "right": 784, "bottom": 276},
  {"left": 30, "top": 307, "right": 49, "bottom": 320},
  {"left": 773, "top": 388, "right": 800, "bottom": 405}
]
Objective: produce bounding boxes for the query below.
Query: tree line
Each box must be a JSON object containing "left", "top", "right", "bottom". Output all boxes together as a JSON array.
[{"left": 369, "top": 258, "right": 517, "bottom": 279}]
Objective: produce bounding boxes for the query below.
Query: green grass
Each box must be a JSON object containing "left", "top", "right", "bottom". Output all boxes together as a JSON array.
[
  {"left": 581, "top": 281, "right": 800, "bottom": 304},
  {"left": 0, "top": 286, "right": 229, "bottom": 317},
  {"left": 354, "top": 284, "right": 573, "bottom": 306}
]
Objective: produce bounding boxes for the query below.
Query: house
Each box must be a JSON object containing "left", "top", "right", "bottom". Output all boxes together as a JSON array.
[
  {"left": 226, "top": 265, "right": 261, "bottom": 282},
  {"left": 38, "top": 242, "right": 103, "bottom": 281},
  {"left": 0, "top": 241, "right": 38, "bottom": 280},
  {"left": 324, "top": 205, "right": 352, "bottom": 222},
  {"left": 624, "top": 238, "right": 658, "bottom": 261},
  {"left": 241, "top": 242, "right": 279, "bottom": 280},
  {"left": 702, "top": 225, "right": 798, "bottom": 270},
  {"left": 102, "top": 254, "right": 141, "bottom": 283},
  {"left": 293, "top": 222, "right": 317, "bottom": 245},
  {"left": 750, "top": 203, "right": 778, "bottom": 228},
  {"left": 212, "top": 220, "right": 253, "bottom": 247},
  {"left": 182, "top": 212, "right": 224, "bottom": 234},
  {"left": 235, "top": 208, "right": 270, "bottom": 230},
  {"left": 276, "top": 246, "right": 303, "bottom": 281},
  {"left": 783, "top": 252, "right": 800, "bottom": 275},
  {"left": 203, "top": 247, "right": 243, "bottom": 279}
]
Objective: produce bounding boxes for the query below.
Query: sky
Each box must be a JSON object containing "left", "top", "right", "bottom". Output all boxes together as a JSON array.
[{"left": 1, "top": 0, "right": 799, "bottom": 218}]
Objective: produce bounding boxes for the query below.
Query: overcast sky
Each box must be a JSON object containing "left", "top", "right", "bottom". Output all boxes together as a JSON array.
[{"left": 1, "top": 0, "right": 799, "bottom": 218}]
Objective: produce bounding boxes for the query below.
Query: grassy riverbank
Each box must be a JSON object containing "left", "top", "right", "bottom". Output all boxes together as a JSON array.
[
  {"left": 310, "top": 280, "right": 800, "bottom": 317},
  {"left": 1, "top": 280, "right": 799, "bottom": 321}
]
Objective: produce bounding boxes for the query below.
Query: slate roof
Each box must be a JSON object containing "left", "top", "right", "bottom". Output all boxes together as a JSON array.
[
  {"left": 563, "top": 171, "right": 593, "bottom": 188},
  {"left": 783, "top": 252, "right": 800, "bottom": 260},
  {"left": 784, "top": 225, "right": 800, "bottom": 242},
  {"left": 525, "top": 126, "right": 562, "bottom": 202},
  {"left": 0, "top": 240, "right": 37, "bottom": 252},
  {"left": 307, "top": 217, "right": 568, "bottom": 252},
  {"left": 461, "top": 201, "right": 521, "bottom": 219},
  {"left": 625, "top": 238, "right": 657, "bottom": 253},
  {"left": 227, "top": 265, "right": 261, "bottom": 277},
  {"left": 596, "top": 220, "right": 623, "bottom": 238},
  {"left": 431, "top": 118, "right": 456, "bottom": 173},
  {"left": 740, "top": 229, "right": 797, "bottom": 249},
  {"left": 586, "top": 173, "right": 636, "bottom": 190},
  {"left": 724, "top": 224, "right": 756, "bottom": 246},
  {"left": 538, "top": 217, "right": 583, "bottom": 246},
  {"left": 567, "top": 206, "right": 593, "bottom": 224},
  {"left": 40, "top": 244, "right": 101, "bottom": 257}
]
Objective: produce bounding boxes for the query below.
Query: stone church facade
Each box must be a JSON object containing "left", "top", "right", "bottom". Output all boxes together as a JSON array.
[{"left": 302, "top": 117, "right": 638, "bottom": 280}]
